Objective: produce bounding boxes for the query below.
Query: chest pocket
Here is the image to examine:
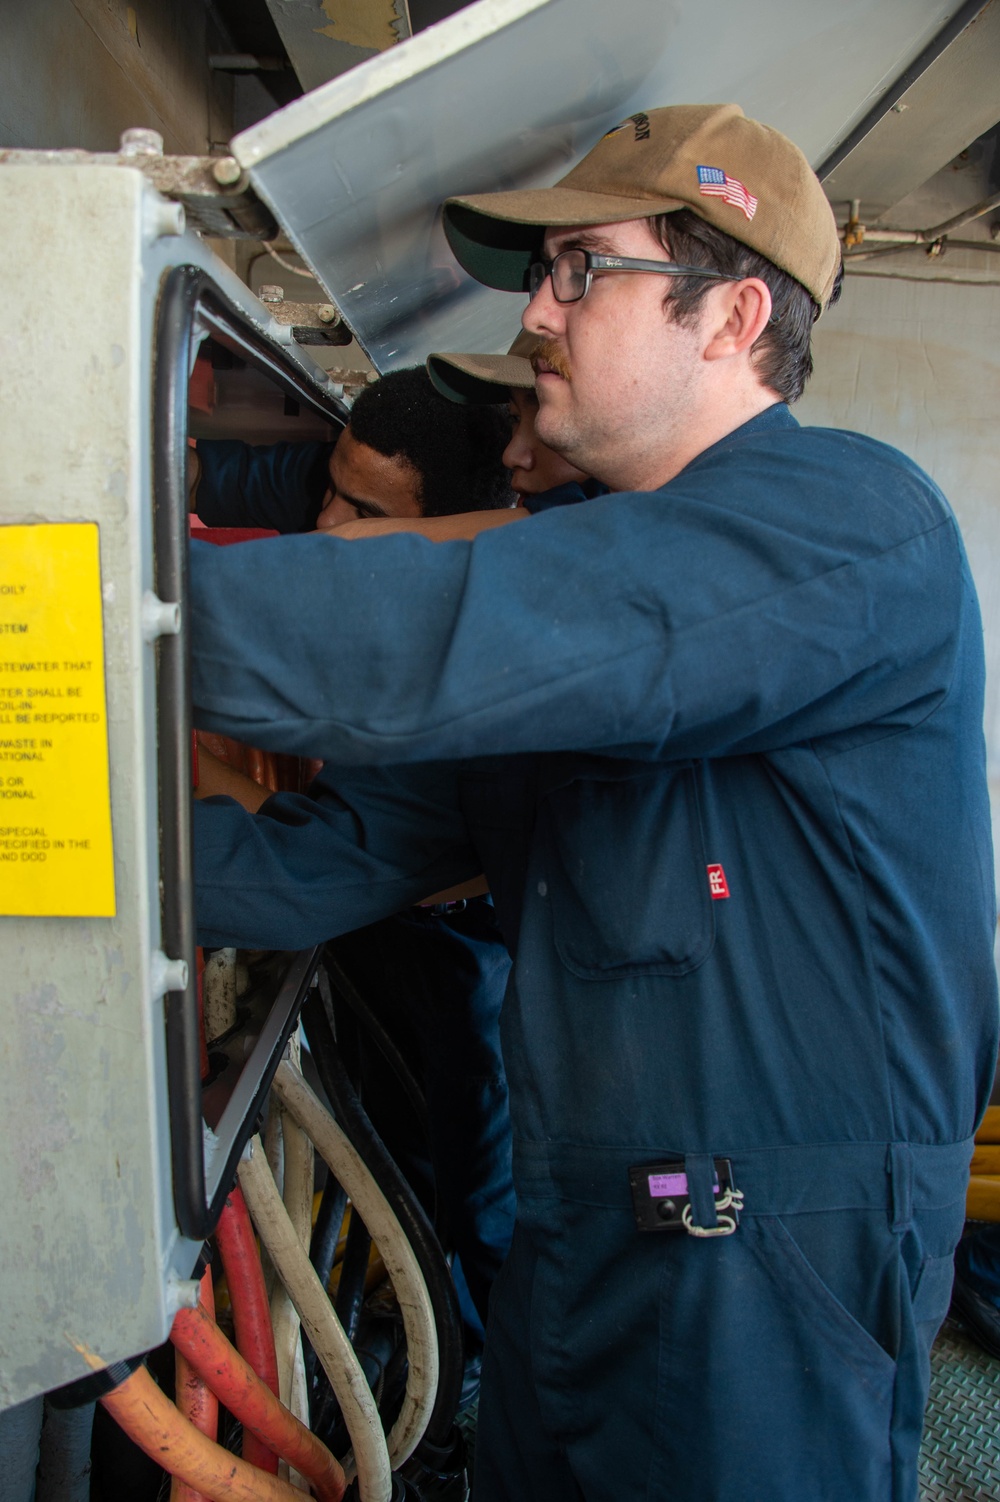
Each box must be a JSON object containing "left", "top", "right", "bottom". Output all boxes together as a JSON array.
[{"left": 539, "top": 762, "right": 715, "bottom": 980}]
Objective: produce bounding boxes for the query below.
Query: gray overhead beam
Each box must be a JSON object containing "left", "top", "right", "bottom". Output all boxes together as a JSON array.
[
  {"left": 234, "top": 0, "right": 966, "bottom": 371},
  {"left": 821, "top": 0, "right": 1000, "bottom": 216}
]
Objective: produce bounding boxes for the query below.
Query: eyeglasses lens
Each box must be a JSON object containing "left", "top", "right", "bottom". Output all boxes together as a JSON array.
[
  {"left": 552, "top": 250, "right": 587, "bottom": 303},
  {"left": 528, "top": 251, "right": 589, "bottom": 303}
]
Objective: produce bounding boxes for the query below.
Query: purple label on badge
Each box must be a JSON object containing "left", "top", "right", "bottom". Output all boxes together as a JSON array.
[
  {"left": 648, "top": 1172, "right": 688, "bottom": 1197},
  {"left": 647, "top": 1172, "right": 720, "bottom": 1198}
]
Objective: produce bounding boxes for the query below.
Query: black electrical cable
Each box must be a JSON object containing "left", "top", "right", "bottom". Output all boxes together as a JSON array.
[
  {"left": 301, "top": 977, "right": 466, "bottom": 1445},
  {"left": 305, "top": 972, "right": 464, "bottom": 1429},
  {"left": 310, "top": 1175, "right": 348, "bottom": 1292},
  {"left": 323, "top": 958, "right": 443, "bottom": 1242},
  {"left": 304, "top": 1174, "right": 349, "bottom": 1412},
  {"left": 323, "top": 950, "right": 432, "bottom": 1144},
  {"left": 334, "top": 1212, "right": 372, "bottom": 1346}
]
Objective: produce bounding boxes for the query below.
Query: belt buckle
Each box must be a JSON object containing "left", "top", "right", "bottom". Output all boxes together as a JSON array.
[{"left": 628, "top": 1156, "right": 744, "bottom": 1237}]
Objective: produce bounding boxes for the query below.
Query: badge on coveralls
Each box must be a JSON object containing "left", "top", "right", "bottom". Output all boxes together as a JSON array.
[{"left": 628, "top": 1158, "right": 743, "bottom": 1237}]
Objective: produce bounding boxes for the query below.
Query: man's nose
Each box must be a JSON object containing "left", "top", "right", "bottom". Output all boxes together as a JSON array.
[
  {"left": 522, "top": 274, "right": 563, "bottom": 337},
  {"left": 502, "top": 434, "right": 531, "bottom": 473}
]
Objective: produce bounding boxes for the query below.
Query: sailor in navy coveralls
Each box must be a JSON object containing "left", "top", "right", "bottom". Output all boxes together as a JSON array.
[{"left": 190, "top": 105, "right": 998, "bottom": 1501}]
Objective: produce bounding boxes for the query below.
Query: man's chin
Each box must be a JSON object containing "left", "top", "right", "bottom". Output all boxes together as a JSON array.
[{"left": 535, "top": 403, "right": 575, "bottom": 460}]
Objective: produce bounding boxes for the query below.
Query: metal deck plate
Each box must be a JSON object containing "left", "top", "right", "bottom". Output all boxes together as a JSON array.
[{"left": 921, "top": 1317, "right": 1000, "bottom": 1501}]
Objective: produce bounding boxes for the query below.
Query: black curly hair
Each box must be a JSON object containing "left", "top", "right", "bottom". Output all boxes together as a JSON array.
[{"left": 347, "top": 367, "right": 515, "bottom": 515}]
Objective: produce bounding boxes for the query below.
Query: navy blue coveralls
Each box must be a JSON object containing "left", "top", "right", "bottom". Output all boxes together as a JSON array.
[
  {"left": 193, "top": 439, "right": 518, "bottom": 1334},
  {"left": 195, "top": 438, "right": 333, "bottom": 532},
  {"left": 191, "top": 405, "right": 998, "bottom": 1502}
]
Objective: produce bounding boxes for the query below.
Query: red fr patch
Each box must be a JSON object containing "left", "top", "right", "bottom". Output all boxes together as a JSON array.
[{"left": 707, "top": 864, "right": 730, "bottom": 900}]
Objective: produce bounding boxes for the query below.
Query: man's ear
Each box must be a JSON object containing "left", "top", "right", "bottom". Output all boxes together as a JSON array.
[{"left": 702, "top": 279, "right": 772, "bottom": 363}]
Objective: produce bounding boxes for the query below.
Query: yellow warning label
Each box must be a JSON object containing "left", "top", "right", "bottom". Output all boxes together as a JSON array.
[{"left": 0, "top": 524, "right": 115, "bottom": 916}]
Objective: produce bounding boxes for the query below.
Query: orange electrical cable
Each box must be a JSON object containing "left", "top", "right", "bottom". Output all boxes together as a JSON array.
[
  {"left": 172, "top": 1268, "right": 220, "bottom": 1502},
  {"left": 215, "top": 1185, "right": 280, "bottom": 1473},
  {"left": 170, "top": 1302, "right": 346, "bottom": 1502},
  {"left": 99, "top": 1365, "right": 307, "bottom": 1502}
]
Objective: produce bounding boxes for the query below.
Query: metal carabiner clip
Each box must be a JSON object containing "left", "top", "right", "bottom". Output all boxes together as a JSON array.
[{"left": 681, "top": 1186, "right": 745, "bottom": 1238}]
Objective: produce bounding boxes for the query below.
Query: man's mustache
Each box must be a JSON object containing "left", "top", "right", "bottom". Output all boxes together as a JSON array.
[{"left": 531, "top": 340, "right": 571, "bottom": 382}]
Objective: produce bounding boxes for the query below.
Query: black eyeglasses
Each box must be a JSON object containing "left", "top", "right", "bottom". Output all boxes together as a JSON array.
[{"left": 528, "top": 248, "right": 735, "bottom": 304}]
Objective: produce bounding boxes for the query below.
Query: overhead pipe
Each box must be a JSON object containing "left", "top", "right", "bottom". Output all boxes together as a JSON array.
[
  {"left": 842, "top": 189, "right": 1000, "bottom": 257},
  {"left": 170, "top": 1301, "right": 346, "bottom": 1502}
]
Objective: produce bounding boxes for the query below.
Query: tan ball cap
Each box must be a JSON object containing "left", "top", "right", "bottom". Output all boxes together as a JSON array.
[
  {"left": 443, "top": 104, "right": 840, "bottom": 309},
  {"left": 427, "top": 328, "right": 539, "bottom": 405}
]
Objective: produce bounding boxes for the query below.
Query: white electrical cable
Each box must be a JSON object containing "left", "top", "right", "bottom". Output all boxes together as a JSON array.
[
  {"left": 270, "top": 1032, "right": 316, "bottom": 1484},
  {"left": 271, "top": 1059, "right": 439, "bottom": 1470},
  {"left": 261, "top": 1103, "right": 284, "bottom": 1304},
  {"left": 264, "top": 1102, "right": 285, "bottom": 1193},
  {"left": 238, "top": 1139, "right": 392, "bottom": 1502},
  {"left": 271, "top": 1037, "right": 315, "bottom": 1411},
  {"left": 264, "top": 243, "right": 318, "bottom": 280},
  {"left": 287, "top": 1338, "right": 311, "bottom": 1493}
]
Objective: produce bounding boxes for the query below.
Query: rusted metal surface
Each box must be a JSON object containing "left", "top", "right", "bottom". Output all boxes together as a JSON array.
[
  {"left": 0, "top": 142, "right": 278, "bottom": 240},
  {"left": 253, "top": 290, "right": 353, "bottom": 344}
]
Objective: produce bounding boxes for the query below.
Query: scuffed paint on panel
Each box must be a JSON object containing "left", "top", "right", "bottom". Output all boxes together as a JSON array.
[
  {"left": 266, "top": 0, "right": 411, "bottom": 90},
  {"left": 8, "top": 982, "right": 76, "bottom": 1205},
  {"left": 316, "top": 0, "right": 409, "bottom": 51}
]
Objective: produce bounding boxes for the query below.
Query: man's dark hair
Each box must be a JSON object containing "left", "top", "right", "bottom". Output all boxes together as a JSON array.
[
  {"left": 347, "top": 367, "right": 514, "bottom": 515},
  {"left": 652, "top": 209, "right": 844, "bottom": 404}
]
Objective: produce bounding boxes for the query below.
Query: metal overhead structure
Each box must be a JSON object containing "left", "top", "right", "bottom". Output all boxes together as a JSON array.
[
  {"left": 264, "top": 0, "right": 414, "bottom": 91},
  {"left": 820, "top": 0, "right": 1000, "bottom": 218},
  {"left": 228, "top": 0, "right": 971, "bottom": 372}
]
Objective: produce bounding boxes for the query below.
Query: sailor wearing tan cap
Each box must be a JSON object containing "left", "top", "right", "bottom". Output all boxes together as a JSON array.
[
  {"left": 191, "top": 105, "right": 996, "bottom": 1502},
  {"left": 322, "top": 331, "right": 599, "bottom": 540},
  {"left": 428, "top": 328, "right": 597, "bottom": 508}
]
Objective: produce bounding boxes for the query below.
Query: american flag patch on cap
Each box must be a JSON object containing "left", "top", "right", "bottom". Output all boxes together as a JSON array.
[{"left": 697, "top": 165, "right": 758, "bottom": 222}]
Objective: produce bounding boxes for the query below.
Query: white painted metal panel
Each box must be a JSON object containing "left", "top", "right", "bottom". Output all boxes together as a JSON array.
[
  {"left": 233, "top": 0, "right": 965, "bottom": 370},
  {"left": 0, "top": 165, "right": 335, "bottom": 1410}
]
